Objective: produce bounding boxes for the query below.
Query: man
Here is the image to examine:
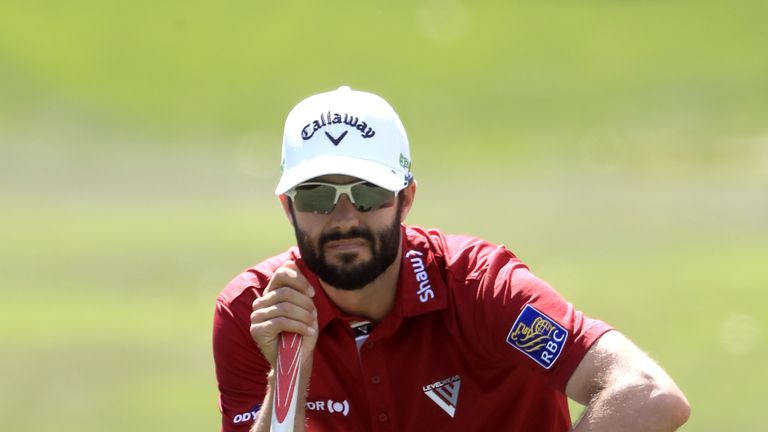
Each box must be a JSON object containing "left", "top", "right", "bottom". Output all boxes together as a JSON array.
[{"left": 213, "top": 86, "right": 690, "bottom": 431}]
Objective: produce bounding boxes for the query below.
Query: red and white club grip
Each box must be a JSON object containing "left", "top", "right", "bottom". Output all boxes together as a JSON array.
[{"left": 271, "top": 332, "right": 303, "bottom": 431}]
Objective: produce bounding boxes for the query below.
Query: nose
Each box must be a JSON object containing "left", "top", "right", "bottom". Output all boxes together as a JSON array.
[{"left": 328, "top": 194, "right": 361, "bottom": 230}]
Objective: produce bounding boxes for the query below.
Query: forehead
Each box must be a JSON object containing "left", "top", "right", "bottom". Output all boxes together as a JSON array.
[{"left": 308, "top": 174, "right": 364, "bottom": 184}]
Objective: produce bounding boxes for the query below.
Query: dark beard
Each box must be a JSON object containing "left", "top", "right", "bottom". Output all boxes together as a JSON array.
[{"left": 292, "top": 200, "right": 403, "bottom": 291}]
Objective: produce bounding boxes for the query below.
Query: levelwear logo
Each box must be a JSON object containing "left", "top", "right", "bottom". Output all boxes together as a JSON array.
[
  {"left": 422, "top": 375, "right": 461, "bottom": 418},
  {"left": 405, "top": 250, "right": 435, "bottom": 303},
  {"left": 301, "top": 111, "right": 376, "bottom": 145}
]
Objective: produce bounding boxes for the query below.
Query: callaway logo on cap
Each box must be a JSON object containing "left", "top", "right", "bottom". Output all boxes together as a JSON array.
[{"left": 275, "top": 86, "right": 412, "bottom": 195}]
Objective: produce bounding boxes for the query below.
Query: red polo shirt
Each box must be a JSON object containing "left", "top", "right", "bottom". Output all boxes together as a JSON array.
[{"left": 213, "top": 225, "right": 612, "bottom": 431}]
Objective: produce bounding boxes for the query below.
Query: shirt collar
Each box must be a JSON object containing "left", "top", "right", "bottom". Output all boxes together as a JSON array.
[
  {"left": 396, "top": 225, "right": 448, "bottom": 317},
  {"left": 289, "top": 225, "right": 448, "bottom": 333}
]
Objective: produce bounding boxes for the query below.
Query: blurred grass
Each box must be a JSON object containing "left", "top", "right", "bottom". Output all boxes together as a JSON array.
[{"left": 1, "top": 1, "right": 767, "bottom": 431}]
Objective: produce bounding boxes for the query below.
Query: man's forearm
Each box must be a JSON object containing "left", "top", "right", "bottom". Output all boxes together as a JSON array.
[
  {"left": 567, "top": 331, "right": 690, "bottom": 432},
  {"left": 571, "top": 362, "right": 690, "bottom": 431}
]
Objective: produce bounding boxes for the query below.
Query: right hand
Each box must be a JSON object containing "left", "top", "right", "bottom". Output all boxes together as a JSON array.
[{"left": 250, "top": 260, "right": 318, "bottom": 367}]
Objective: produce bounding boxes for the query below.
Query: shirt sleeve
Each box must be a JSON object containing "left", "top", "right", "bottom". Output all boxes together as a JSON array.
[
  {"left": 213, "top": 295, "right": 271, "bottom": 431},
  {"left": 470, "top": 248, "right": 613, "bottom": 391}
]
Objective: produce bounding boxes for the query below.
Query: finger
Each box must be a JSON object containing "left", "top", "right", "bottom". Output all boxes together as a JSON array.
[
  {"left": 251, "top": 316, "right": 316, "bottom": 339},
  {"left": 253, "top": 286, "right": 316, "bottom": 316},
  {"left": 264, "top": 261, "right": 315, "bottom": 297},
  {"left": 251, "top": 301, "right": 316, "bottom": 329}
]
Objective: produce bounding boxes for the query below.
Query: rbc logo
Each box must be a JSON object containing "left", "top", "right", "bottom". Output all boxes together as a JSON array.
[{"left": 506, "top": 304, "right": 569, "bottom": 369}]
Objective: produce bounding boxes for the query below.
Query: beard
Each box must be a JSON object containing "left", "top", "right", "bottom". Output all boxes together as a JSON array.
[{"left": 292, "top": 200, "right": 403, "bottom": 291}]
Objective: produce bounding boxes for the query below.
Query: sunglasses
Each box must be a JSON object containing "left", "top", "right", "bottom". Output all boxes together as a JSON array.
[{"left": 285, "top": 181, "right": 397, "bottom": 214}]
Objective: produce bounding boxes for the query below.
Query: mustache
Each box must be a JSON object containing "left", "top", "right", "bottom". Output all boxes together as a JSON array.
[{"left": 319, "top": 227, "right": 375, "bottom": 246}]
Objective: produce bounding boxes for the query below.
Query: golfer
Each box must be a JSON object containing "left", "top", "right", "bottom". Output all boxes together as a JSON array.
[{"left": 213, "top": 86, "right": 690, "bottom": 431}]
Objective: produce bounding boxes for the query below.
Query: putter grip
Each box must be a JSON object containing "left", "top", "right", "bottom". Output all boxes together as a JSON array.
[{"left": 271, "top": 333, "right": 303, "bottom": 431}]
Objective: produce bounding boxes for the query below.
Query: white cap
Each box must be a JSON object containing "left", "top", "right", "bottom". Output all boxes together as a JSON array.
[{"left": 275, "top": 86, "right": 412, "bottom": 195}]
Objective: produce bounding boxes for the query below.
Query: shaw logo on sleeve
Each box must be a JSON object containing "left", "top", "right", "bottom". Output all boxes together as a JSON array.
[
  {"left": 506, "top": 304, "right": 568, "bottom": 369},
  {"left": 405, "top": 250, "right": 435, "bottom": 303}
]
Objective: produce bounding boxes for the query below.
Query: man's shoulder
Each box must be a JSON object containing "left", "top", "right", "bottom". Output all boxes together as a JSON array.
[
  {"left": 217, "top": 248, "right": 296, "bottom": 305},
  {"left": 404, "top": 225, "right": 524, "bottom": 280}
]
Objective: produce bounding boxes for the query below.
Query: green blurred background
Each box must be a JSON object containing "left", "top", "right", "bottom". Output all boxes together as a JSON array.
[{"left": 1, "top": 1, "right": 766, "bottom": 430}]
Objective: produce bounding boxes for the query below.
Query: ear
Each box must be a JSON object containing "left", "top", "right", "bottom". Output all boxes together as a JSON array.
[
  {"left": 279, "top": 195, "right": 295, "bottom": 226},
  {"left": 397, "top": 181, "right": 417, "bottom": 221}
]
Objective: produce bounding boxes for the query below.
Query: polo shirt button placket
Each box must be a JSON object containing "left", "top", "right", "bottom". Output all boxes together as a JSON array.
[{"left": 361, "top": 339, "right": 394, "bottom": 430}]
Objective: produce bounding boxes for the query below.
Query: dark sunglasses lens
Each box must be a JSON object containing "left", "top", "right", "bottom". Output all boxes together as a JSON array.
[
  {"left": 293, "top": 184, "right": 336, "bottom": 213},
  {"left": 351, "top": 183, "right": 395, "bottom": 212}
]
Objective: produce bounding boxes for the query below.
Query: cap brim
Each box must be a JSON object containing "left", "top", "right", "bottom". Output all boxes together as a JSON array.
[{"left": 275, "top": 155, "right": 407, "bottom": 195}]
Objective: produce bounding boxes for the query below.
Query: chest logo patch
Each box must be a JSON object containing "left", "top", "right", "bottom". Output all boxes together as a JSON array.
[
  {"left": 422, "top": 375, "right": 461, "bottom": 418},
  {"left": 306, "top": 399, "right": 350, "bottom": 416},
  {"left": 506, "top": 304, "right": 568, "bottom": 369}
]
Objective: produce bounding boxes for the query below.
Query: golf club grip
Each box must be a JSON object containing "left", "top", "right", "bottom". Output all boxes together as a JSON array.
[{"left": 271, "top": 332, "right": 303, "bottom": 431}]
